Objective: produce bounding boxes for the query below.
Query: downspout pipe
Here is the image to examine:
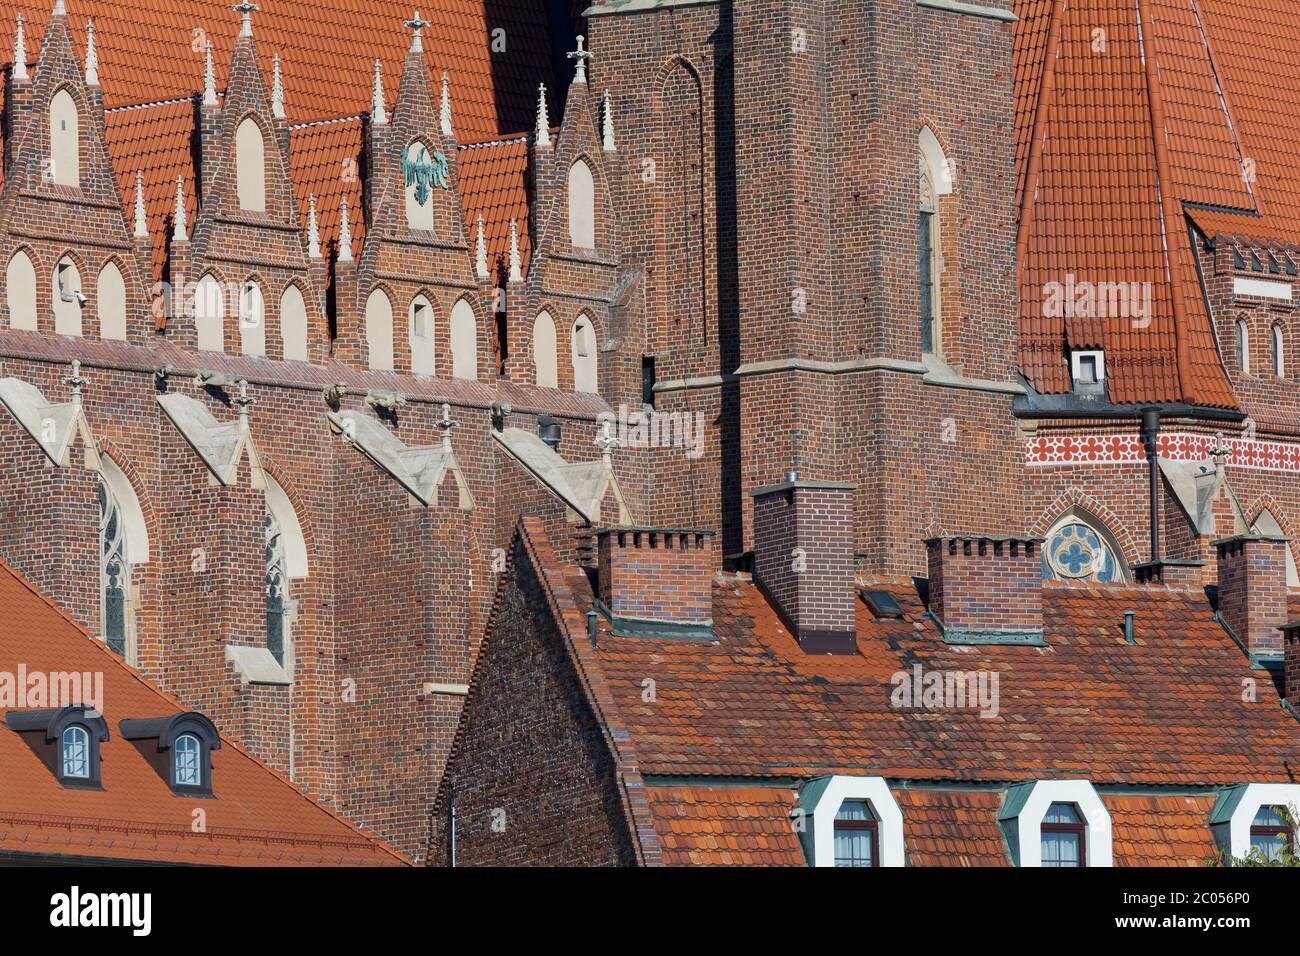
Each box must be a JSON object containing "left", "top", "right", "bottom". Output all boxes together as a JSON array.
[{"left": 1140, "top": 406, "right": 1162, "bottom": 564}]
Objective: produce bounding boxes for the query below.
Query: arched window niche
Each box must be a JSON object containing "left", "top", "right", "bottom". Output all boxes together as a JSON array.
[{"left": 1042, "top": 510, "right": 1129, "bottom": 584}]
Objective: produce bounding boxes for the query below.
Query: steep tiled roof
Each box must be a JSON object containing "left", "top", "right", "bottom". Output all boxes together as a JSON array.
[
  {"left": 897, "top": 789, "right": 1011, "bottom": 867},
  {"left": 458, "top": 133, "right": 533, "bottom": 278},
  {"left": 577, "top": 575, "right": 1300, "bottom": 784},
  {"left": 644, "top": 786, "right": 804, "bottom": 866},
  {"left": 0, "top": 551, "right": 404, "bottom": 865},
  {"left": 1107, "top": 793, "right": 1219, "bottom": 866}
]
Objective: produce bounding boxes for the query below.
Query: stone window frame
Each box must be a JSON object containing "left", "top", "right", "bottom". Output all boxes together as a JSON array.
[
  {"left": 998, "top": 779, "right": 1112, "bottom": 867},
  {"left": 795, "top": 775, "right": 905, "bottom": 867}
]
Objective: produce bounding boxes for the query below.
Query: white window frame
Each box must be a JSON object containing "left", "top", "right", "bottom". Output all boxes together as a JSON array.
[
  {"left": 999, "top": 779, "right": 1112, "bottom": 867},
  {"left": 1210, "top": 783, "right": 1300, "bottom": 862},
  {"left": 1070, "top": 348, "right": 1106, "bottom": 389},
  {"left": 173, "top": 733, "right": 202, "bottom": 788},
  {"left": 61, "top": 724, "right": 90, "bottom": 779},
  {"left": 797, "top": 775, "right": 905, "bottom": 867}
]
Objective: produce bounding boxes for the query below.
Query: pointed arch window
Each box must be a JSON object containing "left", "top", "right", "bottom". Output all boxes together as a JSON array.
[
  {"left": 49, "top": 89, "right": 80, "bottom": 188},
  {"left": 99, "top": 475, "right": 129, "bottom": 658},
  {"left": 235, "top": 118, "right": 266, "bottom": 212},
  {"left": 1238, "top": 320, "right": 1251, "bottom": 374},
  {"left": 533, "top": 310, "right": 558, "bottom": 388},
  {"left": 279, "top": 283, "right": 308, "bottom": 362},
  {"left": 450, "top": 298, "right": 478, "bottom": 380},
  {"left": 1273, "top": 324, "right": 1285, "bottom": 378},
  {"left": 97, "top": 261, "right": 127, "bottom": 341},
  {"left": 6, "top": 250, "right": 37, "bottom": 331},
  {"left": 410, "top": 294, "right": 435, "bottom": 376},
  {"left": 194, "top": 274, "right": 225, "bottom": 353},
  {"left": 53, "top": 257, "right": 83, "bottom": 337},
  {"left": 919, "top": 156, "right": 940, "bottom": 355},
  {"left": 1043, "top": 511, "right": 1129, "bottom": 584},
  {"left": 572, "top": 314, "right": 598, "bottom": 393},
  {"left": 239, "top": 280, "right": 265, "bottom": 357},
  {"left": 568, "top": 159, "right": 596, "bottom": 249},
  {"left": 365, "top": 288, "right": 395, "bottom": 371},
  {"left": 265, "top": 509, "right": 289, "bottom": 669}
]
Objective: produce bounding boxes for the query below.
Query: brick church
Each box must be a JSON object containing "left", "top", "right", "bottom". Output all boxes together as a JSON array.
[{"left": 0, "top": 0, "right": 1298, "bottom": 867}]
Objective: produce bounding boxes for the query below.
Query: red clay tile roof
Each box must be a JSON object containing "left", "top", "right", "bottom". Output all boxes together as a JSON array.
[
  {"left": 458, "top": 133, "right": 533, "bottom": 277},
  {"left": 644, "top": 785, "right": 805, "bottom": 866},
  {"left": 576, "top": 574, "right": 1300, "bottom": 785},
  {"left": 1014, "top": 0, "right": 1238, "bottom": 408},
  {"left": 1108, "top": 793, "right": 1219, "bottom": 866},
  {"left": 897, "top": 789, "right": 1011, "bottom": 867},
  {"left": 0, "top": 551, "right": 403, "bottom": 865}
]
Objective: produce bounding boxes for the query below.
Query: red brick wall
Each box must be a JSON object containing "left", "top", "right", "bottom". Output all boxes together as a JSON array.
[
  {"left": 431, "top": 535, "right": 636, "bottom": 866},
  {"left": 1216, "top": 535, "right": 1288, "bottom": 656},
  {"left": 597, "top": 528, "right": 713, "bottom": 624},
  {"left": 927, "top": 536, "right": 1043, "bottom": 636}
]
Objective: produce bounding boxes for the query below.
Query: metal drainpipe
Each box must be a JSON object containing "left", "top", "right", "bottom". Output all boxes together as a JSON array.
[{"left": 1140, "top": 406, "right": 1161, "bottom": 564}]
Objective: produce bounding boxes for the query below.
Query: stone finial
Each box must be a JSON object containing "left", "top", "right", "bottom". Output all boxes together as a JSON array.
[
  {"left": 338, "top": 196, "right": 353, "bottom": 262},
  {"left": 567, "top": 34, "right": 592, "bottom": 85},
  {"left": 436, "top": 402, "right": 459, "bottom": 453},
  {"left": 232, "top": 0, "right": 259, "bottom": 38},
  {"left": 474, "top": 216, "right": 488, "bottom": 279},
  {"left": 64, "top": 359, "right": 86, "bottom": 408},
  {"left": 172, "top": 176, "right": 188, "bottom": 241},
  {"left": 602, "top": 90, "right": 616, "bottom": 152},
  {"left": 440, "top": 71, "right": 453, "bottom": 137},
  {"left": 371, "top": 59, "right": 387, "bottom": 124},
  {"left": 85, "top": 18, "right": 99, "bottom": 86},
  {"left": 535, "top": 84, "right": 551, "bottom": 148},
  {"left": 306, "top": 194, "right": 321, "bottom": 258},
  {"left": 404, "top": 10, "right": 429, "bottom": 53},
  {"left": 52, "top": 0, "right": 65, "bottom": 15},
  {"left": 13, "top": 12, "right": 27, "bottom": 82},
  {"left": 508, "top": 219, "right": 522, "bottom": 284},
  {"left": 594, "top": 419, "right": 618, "bottom": 466},
  {"left": 233, "top": 379, "right": 255, "bottom": 432},
  {"left": 1209, "top": 431, "right": 1232, "bottom": 475},
  {"left": 271, "top": 53, "right": 285, "bottom": 118},
  {"left": 133, "top": 170, "right": 148, "bottom": 239},
  {"left": 203, "top": 42, "right": 218, "bottom": 106}
]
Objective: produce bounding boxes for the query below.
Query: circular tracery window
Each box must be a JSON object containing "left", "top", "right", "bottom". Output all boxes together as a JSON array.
[{"left": 1044, "top": 521, "right": 1121, "bottom": 583}]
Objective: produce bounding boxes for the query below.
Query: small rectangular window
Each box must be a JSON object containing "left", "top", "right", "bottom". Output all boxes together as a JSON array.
[{"left": 641, "top": 355, "right": 656, "bottom": 408}]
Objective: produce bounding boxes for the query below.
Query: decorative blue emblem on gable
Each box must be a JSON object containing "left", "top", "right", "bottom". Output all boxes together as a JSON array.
[{"left": 402, "top": 143, "right": 450, "bottom": 206}]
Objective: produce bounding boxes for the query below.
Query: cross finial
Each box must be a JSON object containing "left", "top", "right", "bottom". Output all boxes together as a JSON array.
[
  {"left": 1209, "top": 431, "right": 1232, "bottom": 473},
  {"left": 234, "top": 379, "right": 255, "bottom": 430},
  {"left": 594, "top": 419, "right": 618, "bottom": 465},
  {"left": 64, "top": 359, "right": 86, "bottom": 407},
  {"left": 232, "top": 1, "right": 259, "bottom": 37},
  {"left": 85, "top": 18, "right": 99, "bottom": 86},
  {"left": 567, "top": 35, "right": 592, "bottom": 84},
  {"left": 404, "top": 10, "right": 430, "bottom": 52},
  {"left": 436, "top": 402, "right": 459, "bottom": 452}
]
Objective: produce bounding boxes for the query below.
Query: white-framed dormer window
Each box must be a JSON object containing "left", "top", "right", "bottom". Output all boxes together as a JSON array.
[
  {"left": 997, "top": 779, "right": 1112, "bottom": 867},
  {"left": 1070, "top": 349, "right": 1105, "bottom": 395},
  {"left": 794, "top": 775, "right": 905, "bottom": 867},
  {"left": 61, "top": 725, "right": 90, "bottom": 779},
  {"left": 173, "top": 733, "right": 202, "bottom": 788},
  {"left": 1209, "top": 783, "right": 1300, "bottom": 864}
]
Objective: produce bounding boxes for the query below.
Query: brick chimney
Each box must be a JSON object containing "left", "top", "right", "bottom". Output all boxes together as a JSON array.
[
  {"left": 926, "top": 536, "right": 1044, "bottom": 644},
  {"left": 1281, "top": 623, "right": 1300, "bottom": 710},
  {"left": 749, "top": 479, "right": 857, "bottom": 655},
  {"left": 1215, "top": 535, "right": 1289, "bottom": 659},
  {"left": 596, "top": 528, "right": 715, "bottom": 635}
]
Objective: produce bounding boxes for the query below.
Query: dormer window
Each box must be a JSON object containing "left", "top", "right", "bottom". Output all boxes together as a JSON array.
[
  {"left": 119, "top": 712, "right": 221, "bottom": 796},
  {"left": 833, "top": 799, "right": 879, "bottom": 867},
  {"left": 1070, "top": 349, "right": 1105, "bottom": 395},
  {"left": 62, "top": 725, "right": 90, "bottom": 779},
  {"left": 1249, "top": 806, "right": 1293, "bottom": 862},
  {"left": 1040, "top": 802, "right": 1085, "bottom": 867},
  {"left": 173, "top": 733, "right": 202, "bottom": 788},
  {"left": 5, "top": 705, "right": 109, "bottom": 789}
]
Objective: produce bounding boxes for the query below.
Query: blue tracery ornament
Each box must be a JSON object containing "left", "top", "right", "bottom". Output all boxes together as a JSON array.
[{"left": 403, "top": 143, "right": 450, "bottom": 206}]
